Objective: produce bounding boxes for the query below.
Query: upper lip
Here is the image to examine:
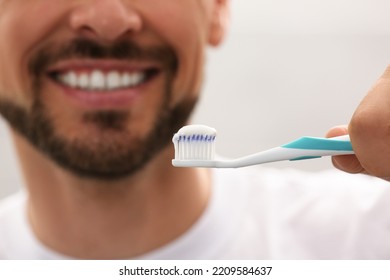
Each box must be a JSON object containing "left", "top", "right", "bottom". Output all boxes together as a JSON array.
[{"left": 46, "top": 58, "right": 161, "bottom": 74}]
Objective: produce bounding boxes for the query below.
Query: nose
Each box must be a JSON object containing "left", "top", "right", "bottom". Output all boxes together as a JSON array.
[{"left": 69, "top": 0, "right": 142, "bottom": 42}]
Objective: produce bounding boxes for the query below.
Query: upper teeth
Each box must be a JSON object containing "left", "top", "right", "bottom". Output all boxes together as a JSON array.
[{"left": 57, "top": 70, "right": 145, "bottom": 91}]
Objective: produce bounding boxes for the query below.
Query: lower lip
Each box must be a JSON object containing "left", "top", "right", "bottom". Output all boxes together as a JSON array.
[{"left": 48, "top": 78, "right": 151, "bottom": 109}]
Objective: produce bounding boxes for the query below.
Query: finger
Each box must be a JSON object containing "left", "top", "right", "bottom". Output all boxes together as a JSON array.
[
  {"left": 326, "top": 125, "right": 366, "bottom": 174},
  {"left": 325, "top": 125, "right": 348, "bottom": 138},
  {"left": 331, "top": 155, "right": 366, "bottom": 174}
]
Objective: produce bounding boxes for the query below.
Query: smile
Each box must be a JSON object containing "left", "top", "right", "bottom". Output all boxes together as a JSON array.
[
  {"left": 50, "top": 68, "right": 159, "bottom": 92},
  {"left": 45, "top": 60, "right": 163, "bottom": 108}
]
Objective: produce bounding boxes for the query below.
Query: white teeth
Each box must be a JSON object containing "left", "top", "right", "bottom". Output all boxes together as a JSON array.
[
  {"left": 90, "top": 70, "right": 105, "bottom": 90},
  {"left": 68, "top": 72, "right": 78, "bottom": 87},
  {"left": 78, "top": 73, "right": 89, "bottom": 89},
  {"left": 121, "top": 73, "right": 132, "bottom": 88},
  {"left": 106, "top": 71, "right": 121, "bottom": 90},
  {"left": 60, "top": 71, "right": 78, "bottom": 87},
  {"left": 57, "top": 70, "right": 146, "bottom": 91},
  {"left": 132, "top": 73, "right": 143, "bottom": 85}
]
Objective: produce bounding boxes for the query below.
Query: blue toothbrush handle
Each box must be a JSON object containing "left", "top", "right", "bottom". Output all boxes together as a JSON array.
[
  {"left": 281, "top": 135, "right": 353, "bottom": 161},
  {"left": 282, "top": 135, "right": 352, "bottom": 151}
]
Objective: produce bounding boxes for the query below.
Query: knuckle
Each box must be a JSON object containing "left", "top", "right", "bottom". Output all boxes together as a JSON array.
[{"left": 349, "top": 107, "right": 378, "bottom": 136}]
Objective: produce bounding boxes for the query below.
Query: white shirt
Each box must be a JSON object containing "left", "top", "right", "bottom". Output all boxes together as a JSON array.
[{"left": 1, "top": 167, "right": 390, "bottom": 259}]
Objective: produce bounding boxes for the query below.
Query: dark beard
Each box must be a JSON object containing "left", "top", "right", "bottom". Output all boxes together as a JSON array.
[{"left": 0, "top": 39, "right": 197, "bottom": 180}]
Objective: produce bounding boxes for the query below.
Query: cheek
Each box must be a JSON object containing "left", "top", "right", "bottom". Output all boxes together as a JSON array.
[
  {"left": 0, "top": 13, "right": 27, "bottom": 104},
  {"left": 143, "top": 7, "right": 208, "bottom": 107},
  {"left": 0, "top": 1, "right": 67, "bottom": 106}
]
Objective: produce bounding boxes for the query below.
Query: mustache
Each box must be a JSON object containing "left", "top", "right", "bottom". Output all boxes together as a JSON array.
[{"left": 28, "top": 38, "right": 178, "bottom": 77}]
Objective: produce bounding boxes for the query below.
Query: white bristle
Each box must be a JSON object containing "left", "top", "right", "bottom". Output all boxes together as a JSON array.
[{"left": 172, "top": 125, "right": 217, "bottom": 161}]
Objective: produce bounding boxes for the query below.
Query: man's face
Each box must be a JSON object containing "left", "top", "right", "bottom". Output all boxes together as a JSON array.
[{"left": 0, "top": 0, "right": 227, "bottom": 179}]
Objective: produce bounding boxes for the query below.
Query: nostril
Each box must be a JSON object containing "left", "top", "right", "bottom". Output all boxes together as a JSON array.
[
  {"left": 75, "top": 25, "right": 98, "bottom": 39},
  {"left": 69, "top": 2, "right": 143, "bottom": 42}
]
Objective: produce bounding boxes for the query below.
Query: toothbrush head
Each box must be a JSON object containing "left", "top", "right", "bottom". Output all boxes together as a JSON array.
[{"left": 172, "top": 124, "right": 217, "bottom": 167}]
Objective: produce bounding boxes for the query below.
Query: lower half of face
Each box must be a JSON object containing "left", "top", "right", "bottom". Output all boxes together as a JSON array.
[{"left": 0, "top": 40, "right": 199, "bottom": 180}]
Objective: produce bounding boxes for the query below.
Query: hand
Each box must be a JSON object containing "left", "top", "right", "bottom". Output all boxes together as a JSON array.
[{"left": 327, "top": 66, "right": 390, "bottom": 181}]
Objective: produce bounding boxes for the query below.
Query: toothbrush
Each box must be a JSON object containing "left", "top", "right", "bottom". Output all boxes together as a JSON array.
[{"left": 172, "top": 124, "right": 354, "bottom": 168}]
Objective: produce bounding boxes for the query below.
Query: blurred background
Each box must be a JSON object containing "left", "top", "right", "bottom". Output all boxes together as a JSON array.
[{"left": 1, "top": 0, "right": 390, "bottom": 199}]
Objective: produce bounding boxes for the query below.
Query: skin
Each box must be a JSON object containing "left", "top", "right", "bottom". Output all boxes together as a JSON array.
[
  {"left": 327, "top": 66, "right": 390, "bottom": 182},
  {"left": 0, "top": 0, "right": 229, "bottom": 259}
]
